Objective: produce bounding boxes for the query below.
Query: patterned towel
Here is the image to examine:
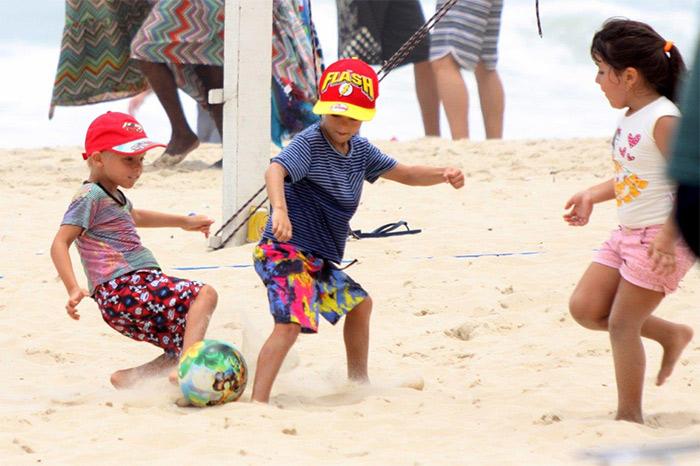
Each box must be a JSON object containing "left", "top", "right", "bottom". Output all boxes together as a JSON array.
[{"left": 49, "top": 0, "right": 151, "bottom": 118}]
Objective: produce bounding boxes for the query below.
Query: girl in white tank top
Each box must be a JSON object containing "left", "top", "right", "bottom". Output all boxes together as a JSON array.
[{"left": 562, "top": 18, "right": 695, "bottom": 424}]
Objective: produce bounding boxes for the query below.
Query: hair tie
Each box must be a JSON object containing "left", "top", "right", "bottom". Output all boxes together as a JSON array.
[{"left": 663, "top": 40, "right": 674, "bottom": 53}]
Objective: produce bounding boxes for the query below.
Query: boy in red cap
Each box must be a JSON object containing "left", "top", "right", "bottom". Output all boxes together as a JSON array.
[
  {"left": 51, "top": 111, "right": 218, "bottom": 389},
  {"left": 251, "top": 58, "right": 465, "bottom": 403}
]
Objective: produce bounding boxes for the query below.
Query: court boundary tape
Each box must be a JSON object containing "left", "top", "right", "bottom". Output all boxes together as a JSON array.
[{"left": 170, "top": 250, "right": 548, "bottom": 271}]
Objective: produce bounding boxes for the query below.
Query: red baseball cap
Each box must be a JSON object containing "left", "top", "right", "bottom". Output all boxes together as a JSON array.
[
  {"left": 82, "top": 111, "right": 165, "bottom": 160},
  {"left": 312, "top": 58, "right": 379, "bottom": 121}
]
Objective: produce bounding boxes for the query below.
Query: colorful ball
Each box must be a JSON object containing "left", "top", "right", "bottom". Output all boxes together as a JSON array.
[{"left": 178, "top": 339, "right": 248, "bottom": 407}]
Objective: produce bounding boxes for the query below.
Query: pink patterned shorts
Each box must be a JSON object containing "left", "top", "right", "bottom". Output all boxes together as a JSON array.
[{"left": 594, "top": 225, "right": 697, "bottom": 294}]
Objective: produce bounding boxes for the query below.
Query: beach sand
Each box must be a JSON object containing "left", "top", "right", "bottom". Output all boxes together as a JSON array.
[{"left": 1, "top": 138, "right": 698, "bottom": 464}]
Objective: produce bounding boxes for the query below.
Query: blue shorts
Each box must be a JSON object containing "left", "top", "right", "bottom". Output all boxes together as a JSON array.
[{"left": 253, "top": 241, "right": 368, "bottom": 333}]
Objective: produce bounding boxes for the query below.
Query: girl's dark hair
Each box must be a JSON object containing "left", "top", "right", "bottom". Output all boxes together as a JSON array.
[{"left": 591, "top": 18, "right": 687, "bottom": 103}]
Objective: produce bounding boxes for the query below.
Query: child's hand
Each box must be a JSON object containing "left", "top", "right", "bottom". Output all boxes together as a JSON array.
[
  {"left": 563, "top": 191, "right": 593, "bottom": 226},
  {"left": 181, "top": 215, "right": 214, "bottom": 238},
  {"left": 66, "top": 288, "right": 90, "bottom": 320},
  {"left": 648, "top": 228, "right": 677, "bottom": 275},
  {"left": 271, "top": 209, "right": 292, "bottom": 242},
  {"left": 443, "top": 167, "right": 465, "bottom": 189}
]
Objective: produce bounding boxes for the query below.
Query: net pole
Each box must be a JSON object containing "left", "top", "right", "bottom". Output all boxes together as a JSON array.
[{"left": 212, "top": 0, "right": 273, "bottom": 248}]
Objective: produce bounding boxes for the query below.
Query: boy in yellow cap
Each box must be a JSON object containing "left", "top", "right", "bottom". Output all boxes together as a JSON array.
[{"left": 251, "top": 58, "right": 465, "bottom": 403}]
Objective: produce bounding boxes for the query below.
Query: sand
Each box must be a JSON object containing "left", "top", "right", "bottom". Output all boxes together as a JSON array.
[{"left": 1, "top": 137, "right": 698, "bottom": 464}]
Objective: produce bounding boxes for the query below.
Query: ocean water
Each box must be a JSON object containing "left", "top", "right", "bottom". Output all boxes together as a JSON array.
[{"left": 0, "top": 0, "right": 697, "bottom": 150}]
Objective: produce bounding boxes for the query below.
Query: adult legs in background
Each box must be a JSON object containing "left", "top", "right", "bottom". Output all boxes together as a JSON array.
[
  {"left": 432, "top": 54, "right": 468, "bottom": 140},
  {"left": 474, "top": 60, "right": 504, "bottom": 139},
  {"left": 340, "top": 0, "right": 439, "bottom": 137},
  {"left": 414, "top": 61, "right": 441, "bottom": 136},
  {"left": 193, "top": 65, "right": 224, "bottom": 138},
  {"left": 191, "top": 65, "right": 225, "bottom": 168},
  {"left": 137, "top": 60, "right": 199, "bottom": 159}
]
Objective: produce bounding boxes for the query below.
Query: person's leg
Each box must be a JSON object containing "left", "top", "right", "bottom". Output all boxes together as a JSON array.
[
  {"left": 431, "top": 54, "right": 469, "bottom": 140},
  {"left": 251, "top": 323, "right": 301, "bottom": 403},
  {"left": 110, "top": 353, "right": 177, "bottom": 389},
  {"left": 343, "top": 296, "right": 372, "bottom": 382},
  {"left": 607, "top": 279, "right": 664, "bottom": 423},
  {"left": 571, "top": 263, "right": 693, "bottom": 387},
  {"left": 167, "top": 285, "right": 218, "bottom": 384},
  {"left": 414, "top": 61, "right": 441, "bottom": 136},
  {"left": 569, "top": 262, "right": 620, "bottom": 331},
  {"left": 193, "top": 65, "right": 224, "bottom": 137},
  {"left": 378, "top": 1, "right": 438, "bottom": 137},
  {"left": 136, "top": 60, "right": 199, "bottom": 157},
  {"left": 643, "top": 315, "right": 694, "bottom": 386},
  {"left": 474, "top": 61, "right": 504, "bottom": 139}
]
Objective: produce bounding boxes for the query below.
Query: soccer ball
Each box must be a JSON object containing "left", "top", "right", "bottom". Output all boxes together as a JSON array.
[{"left": 178, "top": 339, "right": 248, "bottom": 407}]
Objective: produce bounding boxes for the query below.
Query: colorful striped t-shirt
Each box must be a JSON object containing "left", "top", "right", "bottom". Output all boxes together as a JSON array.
[{"left": 61, "top": 183, "right": 159, "bottom": 294}]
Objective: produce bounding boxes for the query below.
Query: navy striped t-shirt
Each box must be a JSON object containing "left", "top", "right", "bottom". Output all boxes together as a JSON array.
[{"left": 262, "top": 122, "right": 397, "bottom": 263}]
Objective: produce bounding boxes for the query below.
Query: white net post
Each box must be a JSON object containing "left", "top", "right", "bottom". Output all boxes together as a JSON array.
[{"left": 213, "top": 0, "right": 272, "bottom": 247}]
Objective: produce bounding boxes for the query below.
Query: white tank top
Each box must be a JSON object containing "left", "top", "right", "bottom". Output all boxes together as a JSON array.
[{"left": 612, "top": 96, "right": 680, "bottom": 228}]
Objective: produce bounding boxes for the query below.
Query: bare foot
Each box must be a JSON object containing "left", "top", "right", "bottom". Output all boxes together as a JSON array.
[
  {"left": 168, "top": 368, "right": 179, "bottom": 386},
  {"left": 615, "top": 411, "right": 644, "bottom": 424},
  {"left": 110, "top": 369, "right": 140, "bottom": 389},
  {"left": 165, "top": 131, "right": 199, "bottom": 157},
  {"left": 110, "top": 354, "right": 178, "bottom": 389},
  {"left": 656, "top": 324, "right": 694, "bottom": 386},
  {"left": 348, "top": 374, "right": 370, "bottom": 385},
  {"left": 151, "top": 134, "right": 200, "bottom": 168}
]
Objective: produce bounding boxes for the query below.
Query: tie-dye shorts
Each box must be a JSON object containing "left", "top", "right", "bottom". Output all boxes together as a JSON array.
[
  {"left": 93, "top": 269, "right": 204, "bottom": 357},
  {"left": 253, "top": 241, "right": 368, "bottom": 333}
]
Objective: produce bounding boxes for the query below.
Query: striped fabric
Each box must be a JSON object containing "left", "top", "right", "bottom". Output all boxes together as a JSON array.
[
  {"left": 131, "top": 0, "right": 318, "bottom": 110},
  {"left": 51, "top": 0, "right": 321, "bottom": 140},
  {"left": 272, "top": 0, "right": 320, "bottom": 104},
  {"left": 130, "top": 0, "right": 224, "bottom": 106},
  {"left": 131, "top": 0, "right": 224, "bottom": 66},
  {"left": 262, "top": 122, "right": 397, "bottom": 263},
  {"left": 271, "top": 0, "right": 323, "bottom": 146},
  {"left": 430, "top": 0, "right": 503, "bottom": 71},
  {"left": 49, "top": 0, "right": 152, "bottom": 118}
]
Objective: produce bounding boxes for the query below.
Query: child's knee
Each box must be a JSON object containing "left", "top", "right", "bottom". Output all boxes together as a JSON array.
[
  {"left": 351, "top": 296, "right": 372, "bottom": 318},
  {"left": 568, "top": 294, "right": 585, "bottom": 320},
  {"left": 359, "top": 295, "right": 373, "bottom": 310},
  {"left": 272, "top": 322, "right": 301, "bottom": 342},
  {"left": 198, "top": 284, "right": 218, "bottom": 307},
  {"left": 568, "top": 292, "right": 595, "bottom": 325}
]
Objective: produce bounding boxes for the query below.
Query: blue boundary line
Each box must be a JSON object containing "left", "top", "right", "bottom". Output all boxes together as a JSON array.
[
  {"left": 170, "top": 251, "right": 548, "bottom": 271},
  {"left": 172, "top": 264, "right": 253, "bottom": 271},
  {"left": 454, "top": 251, "right": 544, "bottom": 258}
]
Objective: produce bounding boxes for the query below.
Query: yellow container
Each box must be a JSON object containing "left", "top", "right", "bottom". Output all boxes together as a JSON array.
[{"left": 247, "top": 206, "right": 269, "bottom": 242}]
